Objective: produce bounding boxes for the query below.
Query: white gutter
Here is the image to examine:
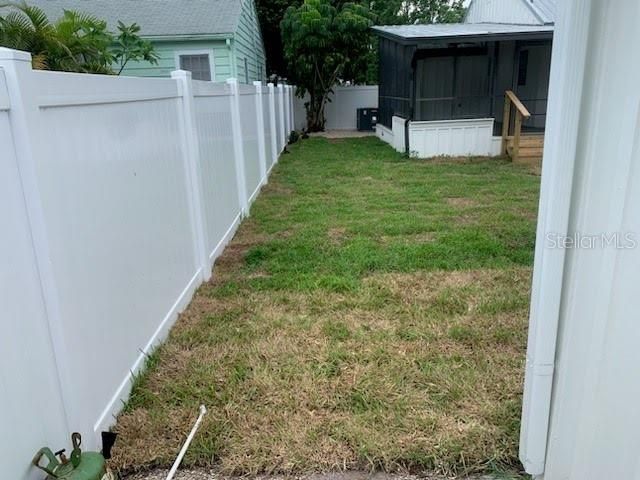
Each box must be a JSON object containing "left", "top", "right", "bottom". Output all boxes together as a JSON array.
[
  {"left": 518, "top": 0, "right": 593, "bottom": 476},
  {"left": 144, "top": 33, "right": 234, "bottom": 42}
]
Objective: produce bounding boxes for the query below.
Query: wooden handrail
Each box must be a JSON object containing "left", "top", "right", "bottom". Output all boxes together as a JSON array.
[
  {"left": 505, "top": 90, "right": 531, "bottom": 119},
  {"left": 501, "top": 90, "right": 531, "bottom": 162}
]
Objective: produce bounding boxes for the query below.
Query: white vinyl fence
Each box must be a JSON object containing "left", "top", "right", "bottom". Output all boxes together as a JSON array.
[
  {"left": 294, "top": 85, "right": 379, "bottom": 131},
  {"left": 0, "top": 47, "right": 294, "bottom": 480}
]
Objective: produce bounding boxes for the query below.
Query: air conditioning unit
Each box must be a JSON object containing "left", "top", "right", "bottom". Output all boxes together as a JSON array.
[{"left": 357, "top": 108, "right": 378, "bottom": 131}]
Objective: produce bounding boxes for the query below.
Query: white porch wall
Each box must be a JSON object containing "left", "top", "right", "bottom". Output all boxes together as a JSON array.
[{"left": 408, "top": 118, "right": 495, "bottom": 157}]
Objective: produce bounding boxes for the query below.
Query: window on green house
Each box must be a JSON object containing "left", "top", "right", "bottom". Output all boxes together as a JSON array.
[
  {"left": 244, "top": 58, "right": 249, "bottom": 83},
  {"left": 179, "top": 54, "right": 212, "bottom": 81}
]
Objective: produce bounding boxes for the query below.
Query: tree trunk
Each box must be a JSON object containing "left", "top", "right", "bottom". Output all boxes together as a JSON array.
[{"left": 306, "top": 91, "right": 327, "bottom": 132}]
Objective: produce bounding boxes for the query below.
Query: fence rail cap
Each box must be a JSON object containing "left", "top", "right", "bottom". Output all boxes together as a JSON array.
[
  {"left": 0, "top": 47, "right": 32, "bottom": 62},
  {"left": 171, "top": 69, "right": 192, "bottom": 80}
]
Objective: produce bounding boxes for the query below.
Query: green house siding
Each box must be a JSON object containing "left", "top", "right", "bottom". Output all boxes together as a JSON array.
[
  {"left": 118, "top": 0, "right": 265, "bottom": 84},
  {"left": 231, "top": 0, "right": 266, "bottom": 83},
  {"left": 120, "top": 39, "right": 233, "bottom": 82}
]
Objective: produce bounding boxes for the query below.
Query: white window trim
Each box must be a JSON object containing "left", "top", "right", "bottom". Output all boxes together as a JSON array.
[{"left": 174, "top": 49, "right": 216, "bottom": 82}]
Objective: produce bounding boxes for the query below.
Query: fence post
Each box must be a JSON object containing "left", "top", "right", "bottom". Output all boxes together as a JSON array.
[
  {"left": 253, "top": 81, "right": 268, "bottom": 185},
  {"left": 283, "top": 85, "right": 291, "bottom": 137},
  {"left": 277, "top": 84, "right": 286, "bottom": 151},
  {"left": 289, "top": 85, "right": 295, "bottom": 131},
  {"left": 267, "top": 83, "right": 278, "bottom": 166},
  {"left": 0, "top": 47, "right": 73, "bottom": 434},
  {"left": 227, "top": 78, "right": 249, "bottom": 215},
  {"left": 286, "top": 85, "right": 294, "bottom": 134},
  {"left": 171, "top": 70, "right": 210, "bottom": 281}
]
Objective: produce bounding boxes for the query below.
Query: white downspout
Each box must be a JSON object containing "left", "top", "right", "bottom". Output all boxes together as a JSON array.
[{"left": 518, "top": 0, "right": 593, "bottom": 476}]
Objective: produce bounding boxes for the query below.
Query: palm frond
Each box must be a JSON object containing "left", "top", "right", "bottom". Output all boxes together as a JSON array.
[
  {"left": 20, "top": 4, "right": 51, "bottom": 29},
  {"left": 1, "top": 1, "right": 152, "bottom": 75}
]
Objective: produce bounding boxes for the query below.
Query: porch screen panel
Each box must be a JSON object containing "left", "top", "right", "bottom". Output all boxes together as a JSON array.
[
  {"left": 378, "top": 38, "right": 413, "bottom": 127},
  {"left": 415, "top": 57, "right": 454, "bottom": 121},
  {"left": 415, "top": 52, "right": 491, "bottom": 121},
  {"left": 453, "top": 55, "right": 490, "bottom": 119}
]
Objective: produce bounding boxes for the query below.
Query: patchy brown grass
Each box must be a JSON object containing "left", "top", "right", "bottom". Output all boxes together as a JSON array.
[
  {"left": 445, "top": 197, "right": 477, "bottom": 208},
  {"left": 111, "top": 138, "right": 539, "bottom": 478},
  {"left": 113, "top": 265, "right": 531, "bottom": 476}
]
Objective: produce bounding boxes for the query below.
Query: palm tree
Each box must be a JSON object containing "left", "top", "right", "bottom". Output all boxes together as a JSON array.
[
  {"left": 0, "top": 2, "right": 59, "bottom": 69},
  {"left": 49, "top": 9, "right": 114, "bottom": 73},
  {"left": 0, "top": 2, "right": 157, "bottom": 74}
]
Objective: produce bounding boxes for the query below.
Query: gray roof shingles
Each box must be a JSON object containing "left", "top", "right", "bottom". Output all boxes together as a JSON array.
[{"left": 22, "top": 0, "right": 242, "bottom": 37}]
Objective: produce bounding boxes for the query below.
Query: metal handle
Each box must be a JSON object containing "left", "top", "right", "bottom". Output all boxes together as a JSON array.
[
  {"left": 32, "top": 447, "right": 59, "bottom": 478},
  {"left": 71, "top": 432, "right": 82, "bottom": 467},
  {"left": 71, "top": 432, "right": 81, "bottom": 448}
]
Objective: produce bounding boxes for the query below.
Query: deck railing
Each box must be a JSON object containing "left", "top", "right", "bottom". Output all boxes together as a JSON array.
[{"left": 501, "top": 90, "right": 532, "bottom": 162}]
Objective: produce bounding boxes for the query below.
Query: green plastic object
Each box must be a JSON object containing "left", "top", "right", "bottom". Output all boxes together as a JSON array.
[{"left": 32, "top": 433, "right": 115, "bottom": 480}]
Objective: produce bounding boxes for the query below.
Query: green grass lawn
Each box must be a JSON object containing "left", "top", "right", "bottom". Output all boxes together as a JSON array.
[{"left": 113, "top": 137, "right": 540, "bottom": 477}]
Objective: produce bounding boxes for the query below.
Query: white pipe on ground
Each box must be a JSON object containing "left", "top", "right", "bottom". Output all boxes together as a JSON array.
[{"left": 165, "top": 405, "right": 207, "bottom": 480}]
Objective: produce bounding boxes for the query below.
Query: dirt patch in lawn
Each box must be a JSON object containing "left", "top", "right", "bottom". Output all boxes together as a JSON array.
[
  {"left": 328, "top": 227, "right": 348, "bottom": 245},
  {"left": 445, "top": 197, "right": 477, "bottom": 208}
]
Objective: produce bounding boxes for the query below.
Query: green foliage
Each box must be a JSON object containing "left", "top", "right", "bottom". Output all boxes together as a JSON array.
[
  {"left": 257, "top": 0, "right": 465, "bottom": 83},
  {"left": 112, "top": 21, "right": 158, "bottom": 75},
  {"left": 368, "top": 0, "right": 465, "bottom": 25},
  {"left": 256, "top": 0, "right": 297, "bottom": 77},
  {"left": 288, "top": 129, "right": 300, "bottom": 144},
  {"left": 278, "top": 0, "right": 465, "bottom": 117},
  {"left": 50, "top": 9, "right": 113, "bottom": 73},
  {"left": 281, "top": 0, "right": 373, "bottom": 131},
  {"left": 0, "top": 1, "right": 157, "bottom": 74}
]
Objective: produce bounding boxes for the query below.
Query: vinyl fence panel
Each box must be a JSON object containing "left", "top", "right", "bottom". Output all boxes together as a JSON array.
[
  {"left": 275, "top": 85, "right": 284, "bottom": 152},
  {"left": 325, "top": 86, "right": 378, "bottom": 130},
  {"left": 261, "top": 85, "right": 274, "bottom": 172},
  {"left": 192, "top": 80, "right": 243, "bottom": 260},
  {"left": 294, "top": 85, "right": 379, "bottom": 131},
  {"left": 0, "top": 46, "right": 295, "bottom": 480},
  {"left": 239, "top": 85, "right": 262, "bottom": 203},
  {"left": 28, "top": 69, "right": 199, "bottom": 438}
]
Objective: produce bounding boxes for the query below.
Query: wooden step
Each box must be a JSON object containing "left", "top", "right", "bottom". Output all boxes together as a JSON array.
[
  {"left": 506, "top": 134, "right": 544, "bottom": 172},
  {"left": 507, "top": 145, "right": 544, "bottom": 157},
  {"left": 506, "top": 135, "right": 545, "bottom": 148}
]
